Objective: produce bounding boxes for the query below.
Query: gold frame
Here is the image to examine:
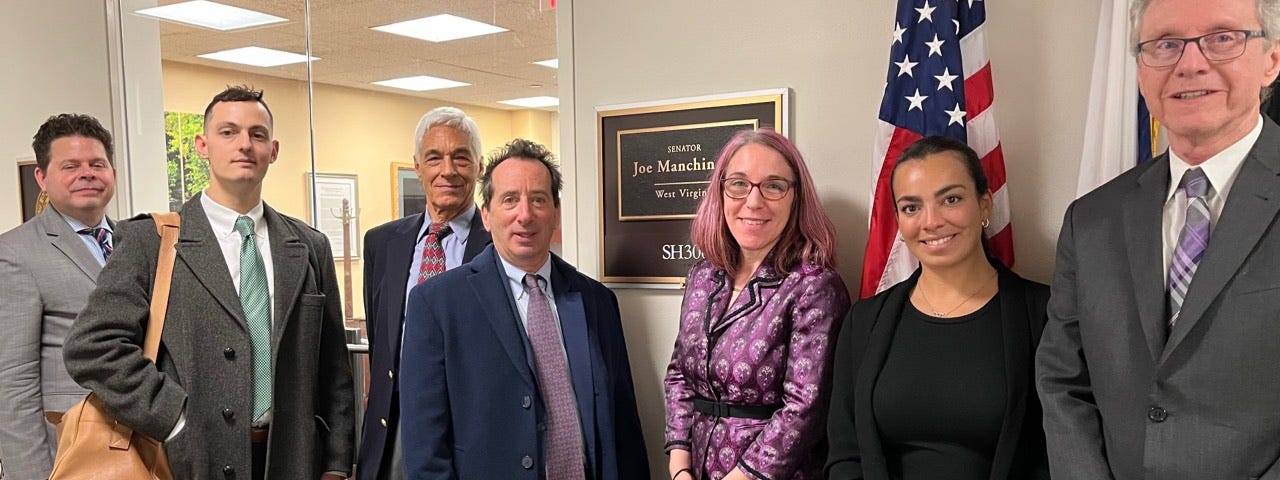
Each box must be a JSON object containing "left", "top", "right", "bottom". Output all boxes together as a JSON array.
[
  {"left": 390, "top": 162, "right": 416, "bottom": 218},
  {"left": 596, "top": 89, "right": 789, "bottom": 285}
]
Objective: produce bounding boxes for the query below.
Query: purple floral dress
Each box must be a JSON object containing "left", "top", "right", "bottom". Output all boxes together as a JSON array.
[{"left": 664, "top": 259, "right": 850, "bottom": 480}]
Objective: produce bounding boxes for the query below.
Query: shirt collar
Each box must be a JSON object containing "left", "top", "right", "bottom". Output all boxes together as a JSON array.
[
  {"left": 498, "top": 252, "right": 553, "bottom": 300},
  {"left": 1166, "top": 114, "right": 1263, "bottom": 201},
  {"left": 201, "top": 192, "right": 265, "bottom": 237},
  {"left": 54, "top": 207, "right": 111, "bottom": 234},
  {"left": 416, "top": 203, "right": 477, "bottom": 243}
]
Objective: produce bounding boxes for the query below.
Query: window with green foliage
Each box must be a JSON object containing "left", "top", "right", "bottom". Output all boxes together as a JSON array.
[{"left": 165, "top": 111, "right": 208, "bottom": 211}]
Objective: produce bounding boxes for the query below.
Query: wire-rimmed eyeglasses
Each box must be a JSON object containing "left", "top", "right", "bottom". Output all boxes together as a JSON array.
[
  {"left": 721, "top": 176, "right": 793, "bottom": 200},
  {"left": 1136, "top": 29, "right": 1266, "bottom": 68}
]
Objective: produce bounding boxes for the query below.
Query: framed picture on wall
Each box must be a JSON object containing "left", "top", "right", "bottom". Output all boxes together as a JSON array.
[
  {"left": 307, "top": 172, "right": 360, "bottom": 259},
  {"left": 597, "top": 88, "right": 790, "bottom": 287},
  {"left": 391, "top": 162, "right": 425, "bottom": 219},
  {"left": 17, "top": 160, "right": 41, "bottom": 222}
]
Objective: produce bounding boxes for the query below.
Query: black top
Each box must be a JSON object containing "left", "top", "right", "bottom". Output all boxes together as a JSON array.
[{"left": 872, "top": 296, "right": 1005, "bottom": 480}]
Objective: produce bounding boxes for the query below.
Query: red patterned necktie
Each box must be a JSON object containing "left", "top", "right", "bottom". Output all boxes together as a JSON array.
[
  {"left": 416, "top": 222, "right": 451, "bottom": 284},
  {"left": 522, "top": 273, "right": 585, "bottom": 479}
]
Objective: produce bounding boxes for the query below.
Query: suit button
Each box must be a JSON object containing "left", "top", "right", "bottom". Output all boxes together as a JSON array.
[
  {"left": 224, "top": 347, "right": 235, "bottom": 359},
  {"left": 521, "top": 455, "right": 534, "bottom": 469},
  {"left": 521, "top": 395, "right": 532, "bottom": 409},
  {"left": 1148, "top": 406, "right": 1167, "bottom": 422},
  {"left": 380, "top": 418, "right": 388, "bottom": 427},
  {"left": 222, "top": 408, "right": 234, "bottom": 420},
  {"left": 223, "top": 464, "right": 235, "bottom": 476},
  {"left": 388, "top": 369, "right": 394, "bottom": 379}
]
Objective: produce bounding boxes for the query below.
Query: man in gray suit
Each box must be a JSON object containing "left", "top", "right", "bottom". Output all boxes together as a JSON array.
[
  {"left": 1037, "top": 0, "right": 1280, "bottom": 478},
  {"left": 0, "top": 113, "right": 116, "bottom": 480},
  {"left": 65, "top": 86, "right": 354, "bottom": 480}
]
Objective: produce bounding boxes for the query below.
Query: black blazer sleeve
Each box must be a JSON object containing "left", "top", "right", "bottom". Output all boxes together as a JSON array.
[{"left": 825, "top": 297, "right": 880, "bottom": 479}]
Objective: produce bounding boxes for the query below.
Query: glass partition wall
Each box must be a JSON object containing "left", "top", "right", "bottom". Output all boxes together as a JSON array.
[{"left": 120, "top": 0, "right": 560, "bottom": 326}]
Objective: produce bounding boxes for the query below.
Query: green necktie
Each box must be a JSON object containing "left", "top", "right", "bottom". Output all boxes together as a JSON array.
[{"left": 234, "top": 216, "right": 272, "bottom": 422}]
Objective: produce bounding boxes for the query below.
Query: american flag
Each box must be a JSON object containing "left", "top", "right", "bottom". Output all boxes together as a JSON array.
[{"left": 859, "top": 0, "right": 1014, "bottom": 298}]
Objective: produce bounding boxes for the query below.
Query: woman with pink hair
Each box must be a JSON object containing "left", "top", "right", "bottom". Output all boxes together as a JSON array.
[{"left": 663, "top": 128, "right": 850, "bottom": 480}]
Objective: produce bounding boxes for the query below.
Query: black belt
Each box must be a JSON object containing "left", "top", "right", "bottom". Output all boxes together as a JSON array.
[{"left": 693, "top": 398, "right": 780, "bottom": 420}]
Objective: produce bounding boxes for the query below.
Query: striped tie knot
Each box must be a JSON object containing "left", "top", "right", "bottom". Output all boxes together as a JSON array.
[{"left": 1181, "top": 167, "right": 1209, "bottom": 199}]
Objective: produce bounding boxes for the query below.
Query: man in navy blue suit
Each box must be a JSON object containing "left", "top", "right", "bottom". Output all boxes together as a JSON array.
[
  {"left": 400, "top": 139, "right": 648, "bottom": 480},
  {"left": 358, "top": 107, "right": 491, "bottom": 480}
]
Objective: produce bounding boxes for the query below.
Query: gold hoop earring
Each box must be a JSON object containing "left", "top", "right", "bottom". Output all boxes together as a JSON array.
[{"left": 981, "top": 218, "right": 990, "bottom": 229}]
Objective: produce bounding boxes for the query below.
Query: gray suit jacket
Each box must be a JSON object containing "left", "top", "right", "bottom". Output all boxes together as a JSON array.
[
  {"left": 1037, "top": 117, "right": 1280, "bottom": 480},
  {"left": 0, "top": 208, "right": 101, "bottom": 480},
  {"left": 64, "top": 194, "right": 355, "bottom": 479}
]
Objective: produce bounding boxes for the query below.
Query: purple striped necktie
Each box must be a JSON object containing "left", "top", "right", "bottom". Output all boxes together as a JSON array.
[
  {"left": 522, "top": 273, "right": 585, "bottom": 479},
  {"left": 1168, "top": 168, "right": 1210, "bottom": 328}
]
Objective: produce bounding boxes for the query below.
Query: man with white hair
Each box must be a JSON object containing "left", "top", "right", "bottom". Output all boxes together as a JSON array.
[{"left": 358, "top": 106, "right": 491, "bottom": 480}]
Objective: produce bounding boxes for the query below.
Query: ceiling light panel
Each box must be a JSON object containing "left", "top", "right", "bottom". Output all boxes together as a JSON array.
[
  {"left": 498, "top": 96, "right": 559, "bottom": 108},
  {"left": 136, "top": 1, "right": 287, "bottom": 31},
  {"left": 198, "top": 47, "right": 316, "bottom": 67},
  {"left": 370, "top": 14, "right": 508, "bottom": 43},
  {"left": 372, "top": 75, "right": 471, "bottom": 92}
]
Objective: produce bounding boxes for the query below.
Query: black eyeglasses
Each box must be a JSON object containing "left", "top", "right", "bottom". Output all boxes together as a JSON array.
[
  {"left": 721, "top": 177, "right": 793, "bottom": 200},
  {"left": 1136, "top": 29, "right": 1266, "bottom": 68}
]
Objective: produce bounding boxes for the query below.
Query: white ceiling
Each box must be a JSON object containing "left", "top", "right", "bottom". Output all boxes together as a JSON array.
[{"left": 150, "top": 0, "right": 558, "bottom": 110}]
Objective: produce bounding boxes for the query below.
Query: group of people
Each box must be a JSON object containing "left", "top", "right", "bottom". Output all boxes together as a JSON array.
[{"left": 3, "top": 0, "right": 1280, "bottom": 478}]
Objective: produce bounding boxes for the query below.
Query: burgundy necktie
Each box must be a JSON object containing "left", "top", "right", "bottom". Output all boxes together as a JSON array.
[
  {"left": 522, "top": 273, "right": 585, "bottom": 479},
  {"left": 416, "top": 222, "right": 450, "bottom": 284}
]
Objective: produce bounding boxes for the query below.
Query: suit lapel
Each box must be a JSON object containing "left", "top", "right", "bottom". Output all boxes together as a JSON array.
[
  {"left": 265, "top": 204, "right": 310, "bottom": 347},
  {"left": 383, "top": 214, "right": 423, "bottom": 360},
  {"left": 1164, "top": 123, "right": 1280, "bottom": 361},
  {"left": 468, "top": 247, "right": 535, "bottom": 387},
  {"left": 38, "top": 209, "right": 102, "bottom": 281},
  {"left": 462, "top": 208, "right": 491, "bottom": 261},
  {"left": 551, "top": 257, "right": 598, "bottom": 461},
  {"left": 990, "top": 266, "right": 1031, "bottom": 479},
  {"left": 853, "top": 271, "right": 916, "bottom": 479},
  {"left": 176, "top": 195, "right": 247, "bottom": 331},
  {"left": 1122, "top": 158, "right": 1170, "bottom": 362}
]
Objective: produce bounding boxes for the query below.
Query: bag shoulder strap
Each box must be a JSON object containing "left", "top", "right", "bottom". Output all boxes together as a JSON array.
[{"left": 143, "top": 212, "right": 180, "bottom": 362}]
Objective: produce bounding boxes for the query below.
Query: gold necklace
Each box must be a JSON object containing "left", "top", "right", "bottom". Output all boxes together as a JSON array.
[{"left": 915, "top": 270, "right": 996, "bottom": 317}]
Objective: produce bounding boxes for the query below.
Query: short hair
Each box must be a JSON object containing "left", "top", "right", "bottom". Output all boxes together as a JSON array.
[
  {"left": 480, "top": 138, "right": 562, "bottom": 208},
  {"left": 1130, "top": 0, "right": 1280, "bottom": 47},
  {"left": 203, "top": 85, "right": 273, "bottom": 129},
  {"left": 689, "top": 128, "right": 838, "bottom": 275},
  {"left": 31, "top": 113, "right": 115, "bottom": 170},
  {"left": 414, "top": 106, "right": 483, "bottom": 160},
  {"left": 891, "top": 135, "right": 990, "bottom": 199}
]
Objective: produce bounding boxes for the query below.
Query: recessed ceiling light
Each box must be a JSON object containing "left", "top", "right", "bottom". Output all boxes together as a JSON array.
[
  {"left": 197, "top": 47, "right": 316, "bottom": 67},
  {"left": 532, "top": 59, "right": 559, "bottom": 69},
  {"left": 370, "top": 14, "right": 508, "bottom": 43},
  {"left": 372, "top": 75, "right": 470, "bottom": 92},
  {"left": 498, "top": 96, "right": 560, "bottom": 108},
  {"left": 135, "top": 1, "right": 286, "bottom": 31}
]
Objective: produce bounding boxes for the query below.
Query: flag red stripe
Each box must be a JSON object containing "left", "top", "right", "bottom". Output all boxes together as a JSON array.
[
  {"left": 964, "top": 63, "right": 994, "bottom": 121},
  {"left": 981, "top": 144, "right": 1008, "bottom": 193}
]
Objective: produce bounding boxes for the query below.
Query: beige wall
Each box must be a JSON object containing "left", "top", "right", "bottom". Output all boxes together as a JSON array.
[
  {"left": 162, "top": 61, "right": 556, "bottom": 318},
  {"left": 557, "top": 0, "right": 1100, "bottom": 476}
]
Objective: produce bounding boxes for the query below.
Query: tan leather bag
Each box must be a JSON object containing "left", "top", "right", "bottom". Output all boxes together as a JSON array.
[{"left": 46, "top": 212, "right": 181, "bottom": 480}]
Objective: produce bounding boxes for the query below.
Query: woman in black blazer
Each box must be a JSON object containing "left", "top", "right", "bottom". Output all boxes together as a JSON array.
[{"left": 825, "top": 136, "right": 1050, "bottom": 480}]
